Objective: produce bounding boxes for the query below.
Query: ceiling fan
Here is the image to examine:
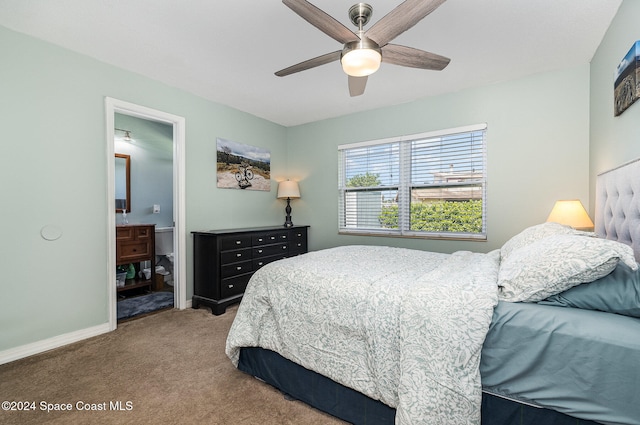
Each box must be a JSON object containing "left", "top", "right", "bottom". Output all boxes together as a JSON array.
[{"left": 275, "top": 0, "right": 451, "bottom": 97}]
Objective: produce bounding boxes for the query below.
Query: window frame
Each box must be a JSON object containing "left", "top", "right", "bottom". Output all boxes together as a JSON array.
[{"left": 338, "top": 123, "right": 488, "bottom": 241}]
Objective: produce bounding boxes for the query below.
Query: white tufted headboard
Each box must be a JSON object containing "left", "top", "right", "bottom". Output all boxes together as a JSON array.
[{"left": 595, "top": 157, "right": 640, "bottom": 262}]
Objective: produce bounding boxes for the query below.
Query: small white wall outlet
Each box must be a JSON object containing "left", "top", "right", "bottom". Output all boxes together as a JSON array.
[{"left": 153, "top": 204, "right": 160, "bottom": 214}]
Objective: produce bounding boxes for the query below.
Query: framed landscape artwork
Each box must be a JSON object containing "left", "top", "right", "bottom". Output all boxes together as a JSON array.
[
  {"left": 216, "top": 138, "right": 271, "bottom": 191},
  {"left": 614, "top": 40, "right": 640, "bottom": 116}
]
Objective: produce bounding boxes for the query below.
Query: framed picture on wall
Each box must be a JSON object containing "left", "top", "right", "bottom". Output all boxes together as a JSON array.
[
  {"left": 614, "top": 40, "right": 640, "bottom": 116},
  {"left": 216, "top": 138, "right": 271, "bottom": 191}
]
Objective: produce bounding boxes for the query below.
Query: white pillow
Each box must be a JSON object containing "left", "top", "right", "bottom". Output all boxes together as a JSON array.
[
  {"left": 498, "top": 234, "right": 637, "bottom": 302},
  {"left": 500, "top": 222, "right": 592, "bottom": 261}
]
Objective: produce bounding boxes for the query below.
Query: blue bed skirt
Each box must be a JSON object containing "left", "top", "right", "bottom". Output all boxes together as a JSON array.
[{"left": 238, "top": 347, "right": 601, "bottom": 425}]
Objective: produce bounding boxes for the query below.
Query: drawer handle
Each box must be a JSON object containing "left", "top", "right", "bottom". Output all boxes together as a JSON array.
[
  {"left": 282, "top": 246, "right": 287, "bottom": 250},
  {"left": 236, "top": 253, "right": 242, "bottom": 257},
  {"left": 228, "top": 284, "right": 234, "bottom": 289},
  {"left": 270, "top": 236, "right": 275, "bottom": 240},
  {"left": 257, "top": 249, "right": 263, "bottom": 253},
  {"left": 297, "top": 233, "right": 302, "bottom": 237},
  {"left": 258, "top": 262, "right": 263, "bottom": 266},
  {"left": 258, "top": 238, "right": 263, "bottom": 242},
  {"left": 297, "top": 243, "right": 301, "bottom": 247},
  {"left": 236, "top": 241, "right": 241, "bottom": 245},
  {"left": 236, "top": 266, "right": 242, "bottom": 271}
]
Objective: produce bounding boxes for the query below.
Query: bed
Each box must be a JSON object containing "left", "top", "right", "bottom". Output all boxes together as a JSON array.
[{"left": 225, "top": 159, "right": 640, "bottom": 425}]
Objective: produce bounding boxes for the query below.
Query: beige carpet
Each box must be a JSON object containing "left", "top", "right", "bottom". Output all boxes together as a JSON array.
[{"left": 0, "top": 306, "right": 346, "bottom": 424}]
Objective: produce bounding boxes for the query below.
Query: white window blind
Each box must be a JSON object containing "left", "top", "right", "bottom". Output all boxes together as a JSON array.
[{"left": 338, "top": 124, "right": 487, "bottom": 240}]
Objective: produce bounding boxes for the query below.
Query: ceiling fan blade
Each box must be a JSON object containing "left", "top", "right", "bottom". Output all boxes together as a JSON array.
[
  {"left": 365, "top": 0, "right": 447, "bottom": 47},
  {"left": 282, "top": 0, "right": 359, "bottom": 44},
  {"left": 381, "top": 44, "right": 450, "bottom": 70},
  {"left": 348, "top": 76, "right": 367, "bottom": 97},
  {"left": 275, "top": 51, "right": 341, "bottom": 77}
]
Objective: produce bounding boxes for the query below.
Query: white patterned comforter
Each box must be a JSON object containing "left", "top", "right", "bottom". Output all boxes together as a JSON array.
[{"left": 226, "top": 245, "right": 500, "bottom": 425}]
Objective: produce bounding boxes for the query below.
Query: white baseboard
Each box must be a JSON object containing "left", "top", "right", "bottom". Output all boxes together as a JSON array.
[
  {"left": 0, "top": 323, "right": 112, "bottom": 366},
  {"left": 1, "top": 300, "right": 191, "bottom": 366}
]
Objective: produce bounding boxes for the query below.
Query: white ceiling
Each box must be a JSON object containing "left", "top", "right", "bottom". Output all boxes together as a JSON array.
[{"left": 0, "top": 0, "right": 622, "bottom": 127}]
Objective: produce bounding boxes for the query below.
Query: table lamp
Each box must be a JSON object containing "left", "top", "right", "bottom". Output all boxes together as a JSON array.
[{"left": 277, "top": 180, "right": 301, "bottom": 228}]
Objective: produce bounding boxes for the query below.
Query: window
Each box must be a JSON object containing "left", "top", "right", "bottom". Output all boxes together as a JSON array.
[{"left": 338, "top": 124, "right": 487, "bottom": 240}]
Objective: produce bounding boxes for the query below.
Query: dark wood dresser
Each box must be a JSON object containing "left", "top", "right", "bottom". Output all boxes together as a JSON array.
[
  {"left": 116, "top": 224, "right": 156, "bottom": 293},
  {"left": 192, "top": 225, "right": 309, "bottom": 315}
]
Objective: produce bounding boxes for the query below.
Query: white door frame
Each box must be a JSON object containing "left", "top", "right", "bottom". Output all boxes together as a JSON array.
[{"left": 105, "top": 97, "right": 187, "bottom": 330}]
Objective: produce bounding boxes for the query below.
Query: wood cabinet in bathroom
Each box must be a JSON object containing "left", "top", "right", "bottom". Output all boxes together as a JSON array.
[
  {"left": 116, "top": 224, "right": 156, "bottom": 293},
  {"left": 192, "top": 225, "right": 309, "bottom": 315}
]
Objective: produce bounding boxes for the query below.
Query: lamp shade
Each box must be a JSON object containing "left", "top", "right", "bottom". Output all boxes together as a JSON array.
[
  {"left": 277, "top": 180, "right": 300, "bottom": 199},
  {"left": 546, "top": 200, "right": 594, "bottom": 230}
]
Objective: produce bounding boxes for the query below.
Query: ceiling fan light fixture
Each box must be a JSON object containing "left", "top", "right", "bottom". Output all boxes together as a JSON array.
[
  {"left": 341, "top": 48, "right": 381, "bottom": 77},
  {"left": 341, "top": 36, "right": 382, "bottom": 77}
]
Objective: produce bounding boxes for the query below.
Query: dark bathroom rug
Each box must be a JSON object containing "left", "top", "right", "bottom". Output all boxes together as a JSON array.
[{"left": 117, "top": 291, "right": 174, "bottom": 321}]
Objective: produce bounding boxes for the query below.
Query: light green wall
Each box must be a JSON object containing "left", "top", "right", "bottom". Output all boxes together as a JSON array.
[
  {"left": 590, "top": 0, "right": 640, "bottom": 212},
  {"left": 0, "top": 25, "right": 286, "bottom": 351},
  {"left": 287, "top": 65, "right": 591, "bottom": 254}
]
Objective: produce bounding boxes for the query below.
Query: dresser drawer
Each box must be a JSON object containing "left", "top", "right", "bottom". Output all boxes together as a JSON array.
[
  {"left": 116, "top": 226, "right": 135, "bottom": 241},
  {"left": 118, "top": 241, "right": 152, "bottom": 262},
  {"left": 220, "top": 274, "right": 251, "bottom": 298},
  {"left": 253, "top": 243, "right": 289, "bottom": 258},
  {"left": 253, "top": 231, "right": 289, "bottom": 245},
  {"left": 253, "top": 255, "right": 286, "bottom": 270},
  {"left": 220, "top": 248, "right": 252, "bottom": 264},
  {"left": 221, "top": 260, "right": 253, "bottom": 279},
  {"left": 135, "top": 226, "right": 152, "bottom": 240},
  {"left": 289, "top": 239, "right": 307, "bottom": 253},
  {"left": 221, "top": 235, "right": 252, "bottom": 250},
  {"left": 290, "top": 229, "right": 307, "bottom": 242}
]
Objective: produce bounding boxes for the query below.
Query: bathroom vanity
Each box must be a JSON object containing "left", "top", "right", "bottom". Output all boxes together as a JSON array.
[
  {"left": 192, "top": 225, "right": 309, "bottom": 315},
  {"left": 116, "top": 224, "right": 156, "bottom": 292}
]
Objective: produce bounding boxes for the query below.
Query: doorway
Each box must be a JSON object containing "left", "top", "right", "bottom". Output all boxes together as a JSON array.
[{"left": 105, "top": 98, "right": 186, "bottom": 330}]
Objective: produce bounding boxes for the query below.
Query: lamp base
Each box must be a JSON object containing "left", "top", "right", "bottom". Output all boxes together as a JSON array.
[{"left": 283, "top": 198, "right": 293, "bottom": 228}]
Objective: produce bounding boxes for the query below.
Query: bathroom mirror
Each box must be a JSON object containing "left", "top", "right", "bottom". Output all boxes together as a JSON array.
[{"left": 115, "top": 153, "right": 131, "bottom": 213}]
